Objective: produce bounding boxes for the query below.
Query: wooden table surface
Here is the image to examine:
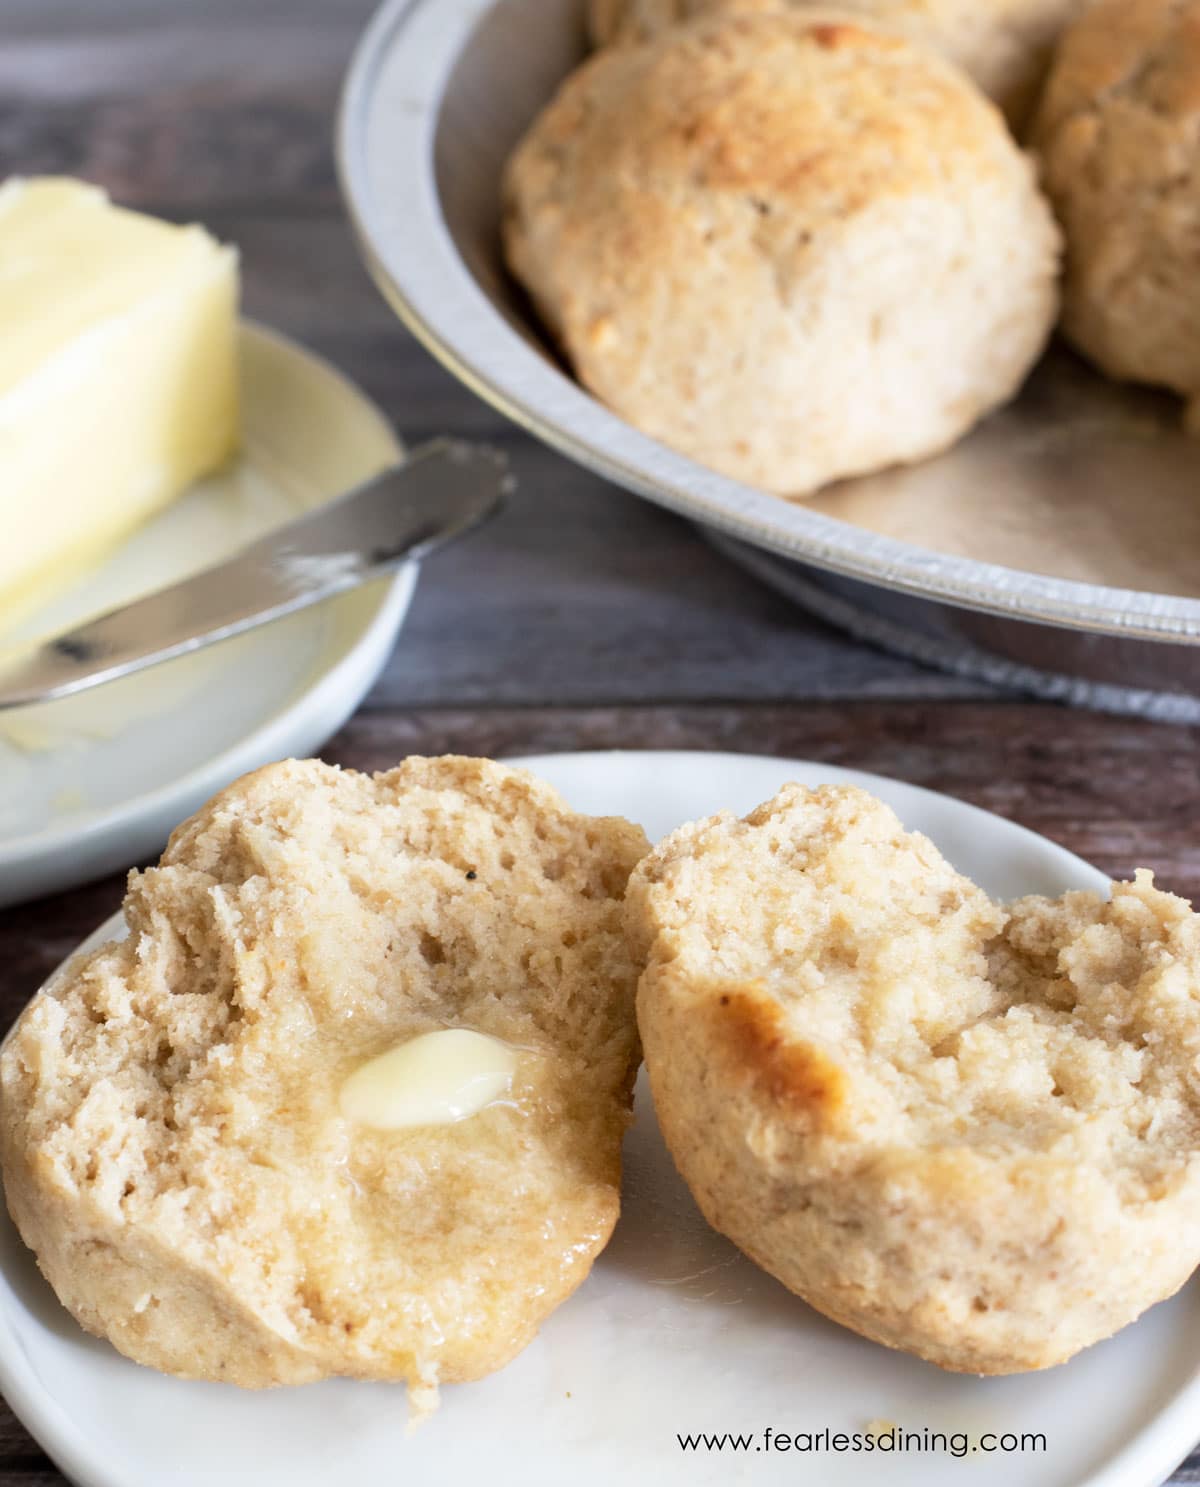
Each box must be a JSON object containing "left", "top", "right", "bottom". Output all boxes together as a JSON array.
[{"left": 3, "top": 1, "right": 1200, "bottom": 1481}]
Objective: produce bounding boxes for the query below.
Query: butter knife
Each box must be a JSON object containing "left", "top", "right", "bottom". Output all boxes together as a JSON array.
[{"left": 0, "top": 438, "right": 508, "bottom": 711}]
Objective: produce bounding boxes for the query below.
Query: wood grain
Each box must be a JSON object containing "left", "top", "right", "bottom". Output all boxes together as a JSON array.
[
  {"left": 0, "top": 0, "right": 1197, "bottom": 1482},
  {"left": 5, "top": 701, "right": 1199, "bottom": 1017}
]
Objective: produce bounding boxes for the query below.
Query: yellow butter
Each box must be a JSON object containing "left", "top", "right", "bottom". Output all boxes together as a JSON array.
[
  {"left": 339, "top": 1029, "right": 518, "bottom": 1131},
  {"left": 0, "top": 176, "right": 238, "bottom": 632}
]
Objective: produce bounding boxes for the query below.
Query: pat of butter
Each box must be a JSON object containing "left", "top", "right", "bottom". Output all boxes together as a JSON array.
[
  {"left": 339, "top": 1029, "right": 518, "bottom": 1131},
  {"left": 0, "top": 177, "right": 239, "bottom": 633}
]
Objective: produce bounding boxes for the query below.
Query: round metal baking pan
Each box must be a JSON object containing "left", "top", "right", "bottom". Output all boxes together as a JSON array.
[{"left": 337, "top": 0, "right": 1200, "bottom": 699}]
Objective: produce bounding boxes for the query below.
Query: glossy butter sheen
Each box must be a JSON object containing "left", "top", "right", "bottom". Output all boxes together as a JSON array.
[
  {"left": 339, "top": 1028, "right": 519, "bottom": 1130},
  {"left": 0, "top": 177, "right": 239, "bottom": 633}
]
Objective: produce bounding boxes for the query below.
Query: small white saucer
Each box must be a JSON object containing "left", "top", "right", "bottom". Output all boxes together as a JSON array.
[
  {"left": 0, "top": 323, "right": 414, "bottom": 907},
  {"left": 0, "top": 751, "right": 1197, "bottom": 1487}
]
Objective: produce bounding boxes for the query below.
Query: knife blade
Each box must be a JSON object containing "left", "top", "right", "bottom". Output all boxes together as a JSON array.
[{"left": 0, "top": 438, "right": 508, "bottom": 711}]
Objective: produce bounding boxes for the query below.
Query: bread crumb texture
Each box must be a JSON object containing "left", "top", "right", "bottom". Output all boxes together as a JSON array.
[
  {"left": 0, "top": 757, "right": 649, "bottom": 1394},
  {"left": 504, "top": 11, "right": 1061, "bottom": 495},
  {"left": 588, "top": 0, "right": 1087, "bottom": 127},
  {"left": 1035, "top": 0, "right": 1200, "bottom": 418},
  {"left": 627, "top": 783, "right": 1200, "bottom": 1373}
]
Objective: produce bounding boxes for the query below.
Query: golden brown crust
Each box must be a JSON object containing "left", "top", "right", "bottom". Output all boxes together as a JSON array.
[
  {"left": 0, "top": 756, "right": 650, "bottom": 1395},
  {"left": 587, "top": 0, "right": 1087, "bottom": 126},
  {"left": 707, "top": 984, "right": 847, "bottom": 1126},
  {"left": 1034, "top": 0, "right": 1200, "bottom": 411},
  {"left": 504, "top": 11, "right": 1060, "bottom": 496},
  {"left": 628, "top": 783, "right": 1200, "bottom": 1374}
]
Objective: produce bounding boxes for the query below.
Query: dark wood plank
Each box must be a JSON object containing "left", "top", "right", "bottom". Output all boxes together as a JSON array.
[
  {"left": 375, "top": 449, "right": 999, "bottom": 707},
  {"left": 0, "top": 5, "right": 369, "bottom": 211},
  {"left": 5, "top": 700, "right": 1199, "bottom": 1026},
  {"left": 2, "top": 0, "right": 373, "bottom": 29},
  {"left": 322, "top": 701, "right": 1200, "bottom": 893}
]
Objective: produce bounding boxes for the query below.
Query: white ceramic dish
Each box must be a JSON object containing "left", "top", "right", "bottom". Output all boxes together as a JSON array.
[
  {"left": 0, "top": 323, "right": 413, "bottom": 908},
  {"left": 0, "top": 750, "right": 1196, "bottom": 1487}
]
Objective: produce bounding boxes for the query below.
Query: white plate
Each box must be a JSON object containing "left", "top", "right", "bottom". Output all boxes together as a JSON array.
[
  {"left": 0, "top": 750, "right": 1197, "bottom": 1487},
  {"left": 0, "top": 323, "right": 414, "bottom": 908}
]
